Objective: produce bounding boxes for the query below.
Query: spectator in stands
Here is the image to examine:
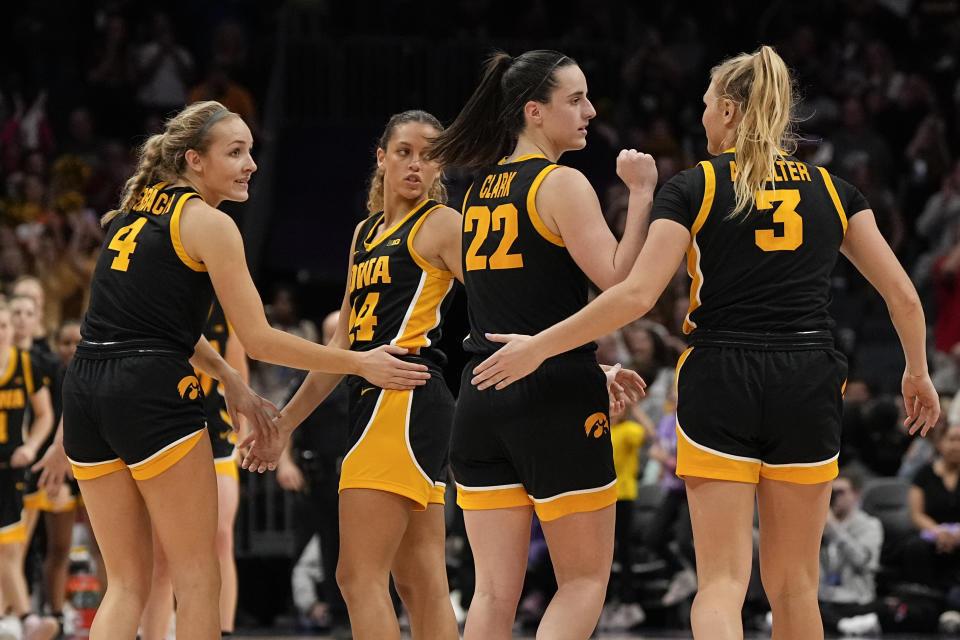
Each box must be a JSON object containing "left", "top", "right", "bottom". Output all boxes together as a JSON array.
[
  {"left": 903, "top": 423, "right": 960, "bottom": 590},
  {"left": 818, "top": 470, "right": 884, "bottom": 635},
  {"left": 250, "top": 284, "right": 319, "bottom": 406},
  {"left": 134, "top": 12, "right": 194, "bottom": 118},
  {"left": 646, "top": 385, "right": 697, "bottom": 608},
  {"left": 275, "top": 311, "right": 349, "bottom": 637},
  {"left": 599, "top": 389, "right": 646, "bottom": 631}
]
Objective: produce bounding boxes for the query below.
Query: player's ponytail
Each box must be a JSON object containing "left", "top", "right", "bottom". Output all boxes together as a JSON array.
[
  {"left": 366, "top": 110, "right": 449, "bottom": 214},
  {"left": 104, "top": 101, "right": 239, "bottom": 225},
  {"left": 711, "top": 46, "right": 797, "bottom": 218},
  {"left": 428, "top": 50, "right": 576, "bottom": 169}
]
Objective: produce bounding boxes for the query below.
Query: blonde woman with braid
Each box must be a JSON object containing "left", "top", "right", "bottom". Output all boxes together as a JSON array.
[
  {"left": 61, "top": 101, "right": 430, "bottom": 639},
  {"left": 471, "top": 46, "right": 939, "bottom": 639}
]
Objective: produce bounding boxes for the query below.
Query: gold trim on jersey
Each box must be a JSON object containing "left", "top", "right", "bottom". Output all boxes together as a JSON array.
[
  {"left": 817, "top": 167, "right": 848, "bottom": 234},
  {"left": 683, "top": 161, "right": 716, "bottom": 334},
  {"left": 170, "top": 193, "right": 206, "bottom": 272},
  {"left": 460, "top": 184, "right": 473, "bottom": 214},
  {"left": 407, "top": 204, "right": 454, "bottom": 279},
  {"left": 20, "top": 351, "right": 34, "bottom": 396},
  {"left": 0, "top": 347, "right": 18, "bottom": 387},
  {"left": 392, "top": 273, "right": 455, "bottom": 353},
  {"left": 499, "top": 154, "right": 548, "bottom": 165},
  {"left": 364, "top": 200, "right": 429, "bottom": 250},
  {"left": 527, "top": 164, "right": 564, "bottom": 246}
]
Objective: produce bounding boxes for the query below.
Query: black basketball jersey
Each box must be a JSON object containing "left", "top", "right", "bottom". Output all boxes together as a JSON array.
[
  {"left": 652, "top": 150, "right": 869, "bottom": 334},
  {"left": 461, "top": 155, "right": 592, "bottom": 355},
  {"left": 347, "top": 199, "right": 456, "bottom": 368},
  {"left": 81, "top": 183, "right": 214, "bottom": 353},
  {"left": 0, "top": 347, "right": 40, "bottom": 461},
  {"left": 198, "top": 298, "right": 229, "bottom": 416}
]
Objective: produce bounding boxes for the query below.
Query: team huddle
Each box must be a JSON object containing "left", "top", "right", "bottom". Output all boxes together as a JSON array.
[{"left": 0, "top": 44, "right": 941, "bottom": 640}]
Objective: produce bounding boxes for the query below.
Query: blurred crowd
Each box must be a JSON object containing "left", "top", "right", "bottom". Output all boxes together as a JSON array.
[{"left": 5, "top": 0, "right": 960, "bottom": 635}]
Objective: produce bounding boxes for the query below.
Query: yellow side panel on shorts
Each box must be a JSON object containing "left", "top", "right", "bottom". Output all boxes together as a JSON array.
[{"left": 339, "top": 389, "right": 434, "bottom": 510}]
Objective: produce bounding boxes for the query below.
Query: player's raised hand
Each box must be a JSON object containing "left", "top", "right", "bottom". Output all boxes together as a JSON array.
[{"left": 616, "top": 149, "right": 657, "bottom": 192}]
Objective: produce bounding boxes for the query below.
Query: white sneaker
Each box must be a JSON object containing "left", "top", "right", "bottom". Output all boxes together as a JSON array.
[
  {"left": 762, "top": 611, "right": 774, "bottom": 633},
  {"left": 836, "top": 611, "right": 881, "bottom": 636},
  {"left": 0, "top": 616, "right": 23, "bottom": 640},
  {"left": 604, "top": 602, "right": 645, "bottom": 630},
  {"left": 940, "top": 610, "right": 960, "bottom": 633},
  {"left": 22, "top": 615, "right": 58, "bottom": 640},
  {"left": 662, "top": 568, "right": 698, "bottom": 606},
  {"left": 449, "top": 590, "right": 467, "bottom": 624}
]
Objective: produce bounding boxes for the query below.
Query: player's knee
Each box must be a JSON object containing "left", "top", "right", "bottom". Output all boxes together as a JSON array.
[
  {"left": 473, "top": 578, "right": 524, "bottom": 612},
  {"left": 170, "top": 556, "right": 221, "bottom": 599},
  {"left": 47, "top": 538, "right": 71, "bottom": 563},
  {"left": 335, "top": 559, "right": 377, "bottom": 601},
  {"left": 760, "top": 564, "right": 817, "bottom": 604}
]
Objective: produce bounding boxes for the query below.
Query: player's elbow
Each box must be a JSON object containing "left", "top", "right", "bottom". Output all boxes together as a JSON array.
[{"left": 886, "top": 282, "right": 922, "bottom": 317}]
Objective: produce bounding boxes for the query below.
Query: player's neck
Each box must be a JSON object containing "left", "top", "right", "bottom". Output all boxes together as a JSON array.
[
  {"left": 14, "top": 337, "right": 30, "bottom": 351},
  {"left": 0, "top": 346, "right": 11, "bottom": 371},
  {"left": 382, "top": 192, "right": 422, "bottom": 227},
  {"left": 509, "top": 134, "right": 560, "bottom": 163}
]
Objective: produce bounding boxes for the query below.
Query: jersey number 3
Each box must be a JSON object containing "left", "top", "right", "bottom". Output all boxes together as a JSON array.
[
  {"left": 108, "top": 217, "right": 148, "bottom": 271},
  {"left": 754, "top": 189, "right": 802, "bottom": 252},
  {"left": 464, "top": 204, "right": 524, "bottom": 271}
]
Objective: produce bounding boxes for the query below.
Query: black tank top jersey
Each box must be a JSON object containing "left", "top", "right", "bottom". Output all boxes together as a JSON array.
[
  {"left": 347, "top": 199, "right": 456, "bottom": 368},
  {"left": 651, "top": 151, "right": 869, "bottom": 335},
  {"left": 461, "top": 155, "right": 592, "bottom": 355},
  {"left": 81, "top": 183, "right": 214, "bottom": 353},
  {"left": 0, "top": 347, "right": 40, "bottom": 461},
  {"left": 198, "top": 298, "right": 230, "bottom": 416}
]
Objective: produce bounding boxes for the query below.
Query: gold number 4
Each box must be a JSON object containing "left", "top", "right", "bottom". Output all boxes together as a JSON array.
[
  {"left": 349, "top": 292, "right": 380, "bottom": 343},
  {"left": 108, "top": 217, "right": 148, "bottom": 271},
  {"left": 464, "top": 204, "right": 524, "bottom": 271},
  {"left": 754, "top": 189, "right": 802, "bottom": 252}
]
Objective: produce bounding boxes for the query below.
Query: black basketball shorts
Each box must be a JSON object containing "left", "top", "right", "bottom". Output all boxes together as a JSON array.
[
  {"left": 675, "top": 330, "right": 847, "bottom": 485},
  {"left": 63, "top": 353, "right": 208, "bottom": 482},
  {"left": 339, "top": 372, "right": 453, "bottom": 509},
  {"left": 451, "top": 352, "right": 617, "bottom": 521}
]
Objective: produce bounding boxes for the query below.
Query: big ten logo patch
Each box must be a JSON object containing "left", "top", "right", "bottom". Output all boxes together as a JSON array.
[
  {"left": 584, "top": 412, "right": 609, "bottom": 439},
  {"left": 177, "top": 375, "right": 201, "bottom": 400}
]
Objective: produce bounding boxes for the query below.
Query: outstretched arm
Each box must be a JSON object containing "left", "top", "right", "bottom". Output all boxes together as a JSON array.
[{"left": 472, "top": 219, "right": 689, "bottom": 389}]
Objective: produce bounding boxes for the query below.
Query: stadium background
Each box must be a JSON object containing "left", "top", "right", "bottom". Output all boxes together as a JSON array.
[{"left": 2, "top": 0, "right": 958, "bottom": 635}]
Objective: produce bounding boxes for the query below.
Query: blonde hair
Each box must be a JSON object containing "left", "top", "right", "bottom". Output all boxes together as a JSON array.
[
  {"left": 104, "top": 101, "right": 239, "bottom": 224},
  {"left": 710, "top": 46, "right": 797, "bottom": 217},
  {"left": 366, "top": 110, "right": 448, "bottom": 214}
]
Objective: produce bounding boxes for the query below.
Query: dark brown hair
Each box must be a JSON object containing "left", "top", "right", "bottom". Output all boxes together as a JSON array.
[{"left": 428, "top": 50, "right": 576, "bottom": 168}]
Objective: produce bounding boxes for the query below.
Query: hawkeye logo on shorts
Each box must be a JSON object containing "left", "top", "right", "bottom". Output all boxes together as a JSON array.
[
  {"left": 177, "top": 375, "right": 201, "bottom": 400},
  {"left": 584, "top": 412, "right": 610, "bottom": 439}
]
